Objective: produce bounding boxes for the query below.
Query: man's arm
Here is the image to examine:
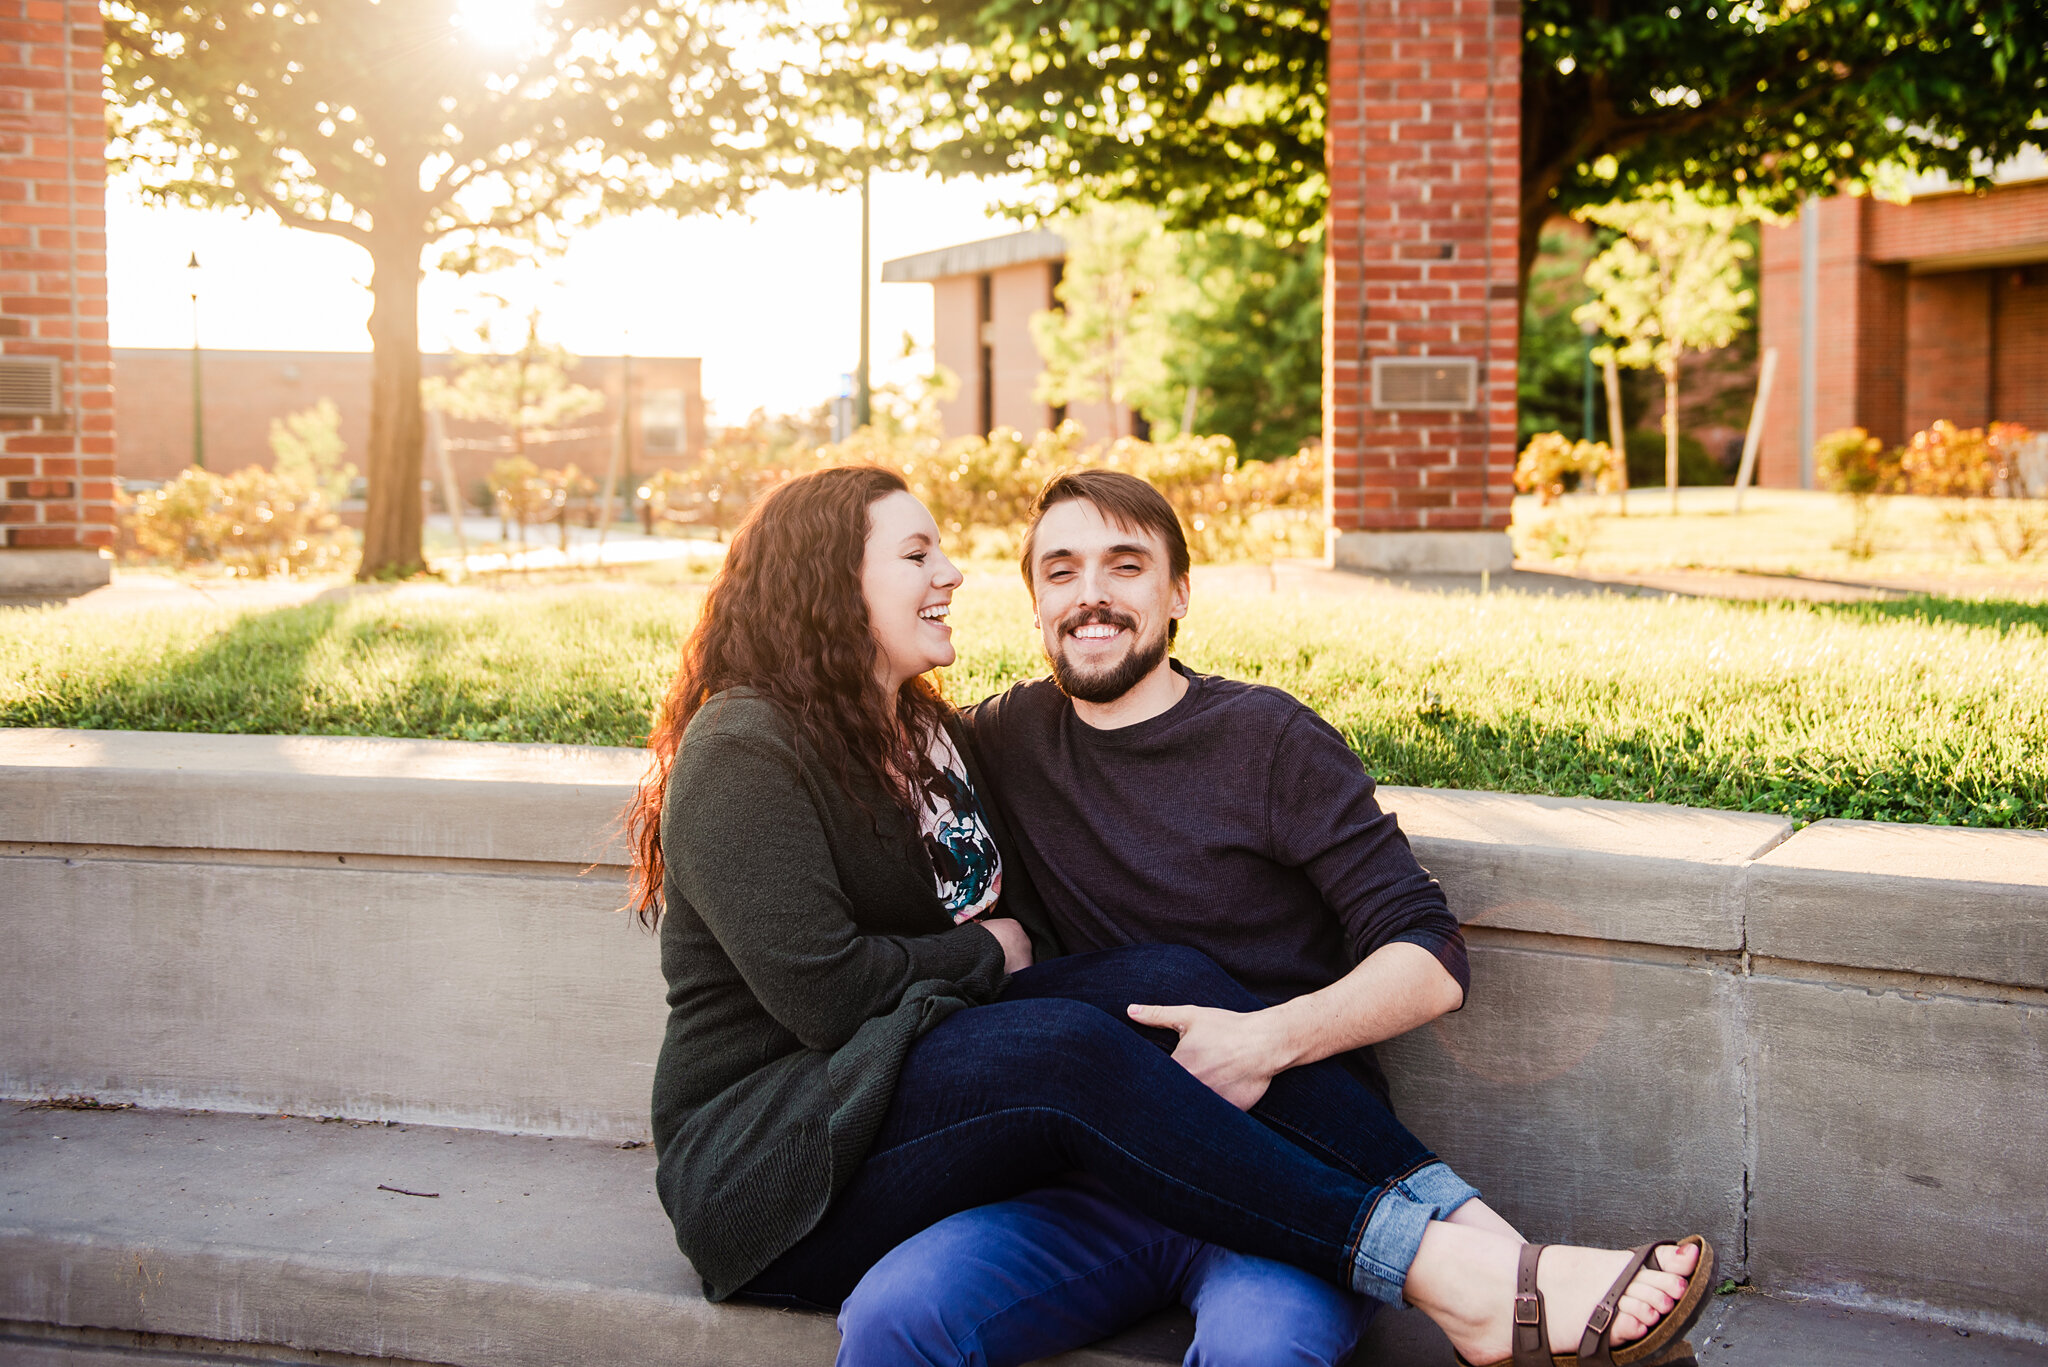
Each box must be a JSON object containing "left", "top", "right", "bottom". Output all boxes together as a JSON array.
[
  {"left": 1130, "top": 705, "right": 1469, "bottom": 1110},
  {"left": 1128, "top": 941, "right": 1462, "bottom": 1109}
]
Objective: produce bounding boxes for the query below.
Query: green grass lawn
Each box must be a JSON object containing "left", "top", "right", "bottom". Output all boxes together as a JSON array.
[
  {"left": 1510, "top": 488, "right": 2048, "bottom": 590},
  {"left": 4, "top": 571, "right": 2043, "bottom": 828}
]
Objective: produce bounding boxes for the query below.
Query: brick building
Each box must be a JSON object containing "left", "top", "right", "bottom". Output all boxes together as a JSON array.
[
  {"left": 1758, "top": 162, "right": 2048, "bottom": 487},
  {"left": 0, "top": 0, "right": 114, "bottom": 595},
  {"left": 888, "top": 0, "right": 1521, "bottom": 576},
  {"left": 1323, "top": 0, "right": 1519, "bottom": 572},
  {"left": 879, "top": 228, "right": 1139, "bottom": 444},
  {"left": 114, "top": 348, "right": 706, "bottom": 508}
]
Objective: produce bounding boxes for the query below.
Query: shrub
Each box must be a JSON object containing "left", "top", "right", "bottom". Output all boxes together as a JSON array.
[
  {"left": 1815, "top": 427, "right": 1901, "bottom": 560},
  {"left": 1899, "top": 420, "right": 1997, "bottom": 499},
  {"left": 1898, "top": 421, "right": 2047, "bottom": 562},
  {"left": 1623, "top": 429, "right": 1726, "bottom": 487},
  {"left": 1815, "top": 427, "right": 1902, "bottom": 496},
  {"left": 820, "top": 420, "right": 1324, "bottom": 562},
  {"left": 1514, "top": 432, "right": 1622, "bottom": 505},
  {"left": 124, "top": 466, "right": 351, "bottom": 577}
]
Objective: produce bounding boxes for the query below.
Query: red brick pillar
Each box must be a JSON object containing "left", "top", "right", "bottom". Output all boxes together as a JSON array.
[
  {"left": 0, "top": 0, "right": 115, "bottom": 596},
  {"left": 1324, "top": 0, "right": 1518, "bottom": 573}
]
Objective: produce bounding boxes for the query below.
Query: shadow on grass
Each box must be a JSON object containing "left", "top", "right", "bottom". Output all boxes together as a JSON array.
[
  {"left": 50, "top": 600, "right": 346, "bottom": 735},
  {"left": 1766, "top": 594, "right": 2048, "bottom": 636}
]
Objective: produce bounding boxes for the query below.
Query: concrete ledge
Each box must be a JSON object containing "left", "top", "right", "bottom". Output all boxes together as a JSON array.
[
  {"left": 0, "top": 548, "right": 111, "bottom": 597},
  {"left": 4, "top": 1107, "right": 2042, "bottom": 1367},
  {"left": 1380, "top": 787, "right": 1788, "bottom": 950},
  {"left": 3, "top": 727, "right": 2046, "bottom": 1340},
  {"left": 1747, "top": 977, "right": 2048, "bottom": 1335},
  {"left": 1329, "top": 530, "right": 1514, "bottom": 574},
  {"left": 1749, "top": 819, "right": 2048, "bottom": 985},
  {"left": 0, "top": 729, "right": 643, "bottom": 868}
]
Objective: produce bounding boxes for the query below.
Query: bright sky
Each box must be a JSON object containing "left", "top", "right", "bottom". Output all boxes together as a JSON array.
[{"left": 105, "top": 170, "right": 1034, "bottom": 424}]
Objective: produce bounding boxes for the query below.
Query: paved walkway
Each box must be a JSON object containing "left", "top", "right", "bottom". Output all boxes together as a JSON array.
[
  {"left": 11, "top": 544, "right": 2041, "bottom": 617},
  {"left": 2, "top": 1106, "right": 2040, "bottom": 1366}
]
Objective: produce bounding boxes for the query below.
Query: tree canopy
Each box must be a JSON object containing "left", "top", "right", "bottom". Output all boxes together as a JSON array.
[
  {"left": 825, "top": 0, "right": 2047, "bottom": 282},
  {"left": 106, "top": 1, "right": 768, "bottom": 577}
]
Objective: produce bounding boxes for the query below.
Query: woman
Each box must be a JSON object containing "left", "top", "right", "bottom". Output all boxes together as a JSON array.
[{"left": 627, "top": 465, "right": 1711, "bottom": 1367}]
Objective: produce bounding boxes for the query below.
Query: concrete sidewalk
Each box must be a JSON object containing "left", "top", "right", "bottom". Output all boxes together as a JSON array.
[{"left": 3, "top": 1106, "right": 2040, "bottom": 1366}]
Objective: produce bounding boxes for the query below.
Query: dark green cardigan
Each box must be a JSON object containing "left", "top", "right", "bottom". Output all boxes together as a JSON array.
[{"left": 650, "top": 690, "right": 1051, "bottom": 1300}]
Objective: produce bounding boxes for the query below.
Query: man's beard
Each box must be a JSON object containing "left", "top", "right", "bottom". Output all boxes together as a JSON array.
[{"left": 1048, "top": 608, "right": 1169, "bottom": 704}]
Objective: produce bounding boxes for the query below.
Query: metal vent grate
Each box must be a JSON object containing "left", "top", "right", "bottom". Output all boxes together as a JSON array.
[
  {"left": 0, "top": 357, "right": 63, "bottom": 416},
  {"left": 1371, "top": 356, "right": 1477, "bottom": 411}
]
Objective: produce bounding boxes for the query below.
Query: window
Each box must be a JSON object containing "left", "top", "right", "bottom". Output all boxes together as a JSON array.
[{"left": 641, "top": 390, "right": 686, "bottom": 453}]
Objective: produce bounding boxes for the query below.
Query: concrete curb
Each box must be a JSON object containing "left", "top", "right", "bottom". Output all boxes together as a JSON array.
[{"left": 3, "top": 727, "right": 2045, "bottom": 1337}]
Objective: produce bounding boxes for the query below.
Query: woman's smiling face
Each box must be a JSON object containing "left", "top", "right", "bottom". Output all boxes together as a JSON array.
[{"left": 861, "top": 490, "right": 963, "bottom": 695}]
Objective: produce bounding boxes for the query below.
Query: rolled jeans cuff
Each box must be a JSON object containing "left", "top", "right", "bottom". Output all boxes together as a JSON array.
[{"left": 1348, "top": 1162, "right": 1483, "bottom": 1305}]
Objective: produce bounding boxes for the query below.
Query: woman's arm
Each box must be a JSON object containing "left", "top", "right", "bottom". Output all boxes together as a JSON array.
[{"left": 663, "top": 726, "right": 1009, "bottom": 1052}]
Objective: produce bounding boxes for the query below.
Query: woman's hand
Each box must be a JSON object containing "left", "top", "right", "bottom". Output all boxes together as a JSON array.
[{"left": 980, "top": 917, "right": 1035, "bottom": 974}]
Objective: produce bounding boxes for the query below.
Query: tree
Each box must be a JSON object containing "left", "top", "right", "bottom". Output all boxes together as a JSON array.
[
  {"left": 1028, "top": 206, "right": 1186, "bottom": 441},
  {"left": 826, "top": 0, "right": 2047, "bottom": 288},
  {"left": 267, "top": 397, "right": 357, "bottom": 507},
  {"left": 1159, "top": 232, "right": 1323, "bottom": 461},
  {"left": 1572, "top": 186, "right": 1754, "bottom": 513},
  {"left": 424, "top": 308, "right": 605, "bottom": 462},
  {"left": 107, "top": 2, "right": 765, "bottom": 579}
]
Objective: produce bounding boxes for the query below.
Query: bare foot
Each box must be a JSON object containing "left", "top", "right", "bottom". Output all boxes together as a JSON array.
[
  {"left": 1445, "top": 1196, "right": 1525, "bottom": 1243},
  {"left": 1407, "top": 1225, "right": 1702, "bottom": 1365}
]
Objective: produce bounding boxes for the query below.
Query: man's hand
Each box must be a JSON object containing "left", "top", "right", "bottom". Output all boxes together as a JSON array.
[
  {"left": 980, "top": 917, "right": 1035, "bottom": 974},
  {"left": 1126, "top": 1002, "right": 1289, "bottom": 1111}
]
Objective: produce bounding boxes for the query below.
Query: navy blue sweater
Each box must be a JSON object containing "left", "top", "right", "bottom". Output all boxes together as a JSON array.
[{"left": 962, "top": 662, "right": 1468, "bottom": 1103}]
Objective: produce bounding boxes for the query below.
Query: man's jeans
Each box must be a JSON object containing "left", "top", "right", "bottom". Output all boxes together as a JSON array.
[
  {"left": 838, "top": 1175, "right": 1379, "bottom": 1367},
  {"left": 741, "top": 945, "right": 1479, "bottom": 1311}
]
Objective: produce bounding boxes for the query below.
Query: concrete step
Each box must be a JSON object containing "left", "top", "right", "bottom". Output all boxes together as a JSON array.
[{"left": 5, "top": 1106, "right": 2044, "bottom": 1367}]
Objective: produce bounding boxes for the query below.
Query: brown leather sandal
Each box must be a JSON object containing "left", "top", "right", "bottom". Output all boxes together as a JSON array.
[{"left": 1454, "top": 1235, "right": 1714, "bottom": 1367}]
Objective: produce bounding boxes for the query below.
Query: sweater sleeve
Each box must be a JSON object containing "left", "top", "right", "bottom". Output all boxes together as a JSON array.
[
  {"left": 1265, "top": 709, "right": 1470, "bottom": 1005},
  {"left": 663, "top": 725, "right": 1009, "bottom": 1053}
]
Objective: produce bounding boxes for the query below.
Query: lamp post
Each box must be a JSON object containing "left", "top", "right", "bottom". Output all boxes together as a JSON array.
[
  {"left": 855, "top": 164, "right": 872, "bottom": 430},
  {"left": 186, "top": 252, "right": 205, "bottom": 470},
  {"left": 1579, "top": 314, "right": 1599, "bottom": 445}
]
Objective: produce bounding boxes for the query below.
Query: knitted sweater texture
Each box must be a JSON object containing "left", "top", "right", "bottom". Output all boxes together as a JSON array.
[{"left": 649, "top": 691, "right": 1017, "bottom": 1300}]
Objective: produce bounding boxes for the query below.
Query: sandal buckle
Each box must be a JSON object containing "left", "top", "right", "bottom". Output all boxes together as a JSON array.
[
  {"left": 1587, "top": 1302, "right": 1613, "bottom": 1334},
  {"left": 1513, "top": 1293, "right": 1542, "bottom": 1326}
]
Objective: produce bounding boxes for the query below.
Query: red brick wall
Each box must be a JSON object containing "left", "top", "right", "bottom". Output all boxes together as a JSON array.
[
  {"left": 1758, "top": 180, "right": 2048, "bottom": 484},
  {"left": 1324, "top": 0, "right": 1518, "bottom": 534},
  {"left": 0, "top": 0, "right": 114, "bottom": 552},
  {"left": 1991, "top": 264, "right": 2048, "bottom": 431},
  {"left": 1866, "top": 180, "right": 2048, "bottom": 265},
  {"left": 1905, "top": 272, "right": 1993, "bottom": 435},
  {"left": 113, "top": 349, "right": 705, "bottom": 506}
]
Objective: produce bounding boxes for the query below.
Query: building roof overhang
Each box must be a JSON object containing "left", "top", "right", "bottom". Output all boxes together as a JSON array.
[{"left": 880, "top": 228, "right": 1067, "bottom": 283}]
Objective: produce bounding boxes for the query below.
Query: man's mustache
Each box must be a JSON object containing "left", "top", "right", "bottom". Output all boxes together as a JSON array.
[{"left": 1057, "top": 607, "right": 1138, "bottom": 637}]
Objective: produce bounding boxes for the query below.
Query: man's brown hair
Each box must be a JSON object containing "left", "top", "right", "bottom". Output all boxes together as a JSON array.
[{"left": 1020, "top": 469, "right": 1190, "bottom": 640}]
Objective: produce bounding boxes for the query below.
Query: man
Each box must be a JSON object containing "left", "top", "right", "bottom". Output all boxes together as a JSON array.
[{"left": 836, "top": 469, "right": 1503, "bottom": 1366}]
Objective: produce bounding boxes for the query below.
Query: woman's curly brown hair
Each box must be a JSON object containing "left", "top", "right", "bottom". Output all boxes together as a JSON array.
[{"left": 625, "top": 465, "right": 951, "bottom": 927}]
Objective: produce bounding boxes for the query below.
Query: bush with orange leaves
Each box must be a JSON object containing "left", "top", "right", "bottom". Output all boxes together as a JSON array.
[{"left": 1513, "top": 432, "right": 1623, "bottom": 505}]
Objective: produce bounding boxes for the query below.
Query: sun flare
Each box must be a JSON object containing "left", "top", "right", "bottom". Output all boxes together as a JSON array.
[{"left": 452, "top": 0, "right": 544, "bottom": 54}]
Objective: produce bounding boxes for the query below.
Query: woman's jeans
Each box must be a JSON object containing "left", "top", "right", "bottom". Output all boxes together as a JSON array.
[{"left": 740, "top": 944, "right": 1478, "bottom": 1311}]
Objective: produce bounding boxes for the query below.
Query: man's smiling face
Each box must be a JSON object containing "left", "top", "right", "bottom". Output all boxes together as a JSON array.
[{"left": 1028, "top": 497, "right": 1189, "bottom": 705}]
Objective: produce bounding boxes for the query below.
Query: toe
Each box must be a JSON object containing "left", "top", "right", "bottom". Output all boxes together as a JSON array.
[{"left": 1652, "top": 1241, "right": 1701, "bottom": 1279}]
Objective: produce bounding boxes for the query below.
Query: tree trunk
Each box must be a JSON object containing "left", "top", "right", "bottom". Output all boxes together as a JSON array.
[
  {"left": 359, "top": 231, "right": 428, "bottom": 580},
  {"left": 1664, "top": 360, "right": 1681, "bottom": 516},
  {"left": 1603, "top": 352, "right": 1629, "bottom": 517},
  {"left": 1518, "top": 195, "right": 1552, "bottom": 309}
]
